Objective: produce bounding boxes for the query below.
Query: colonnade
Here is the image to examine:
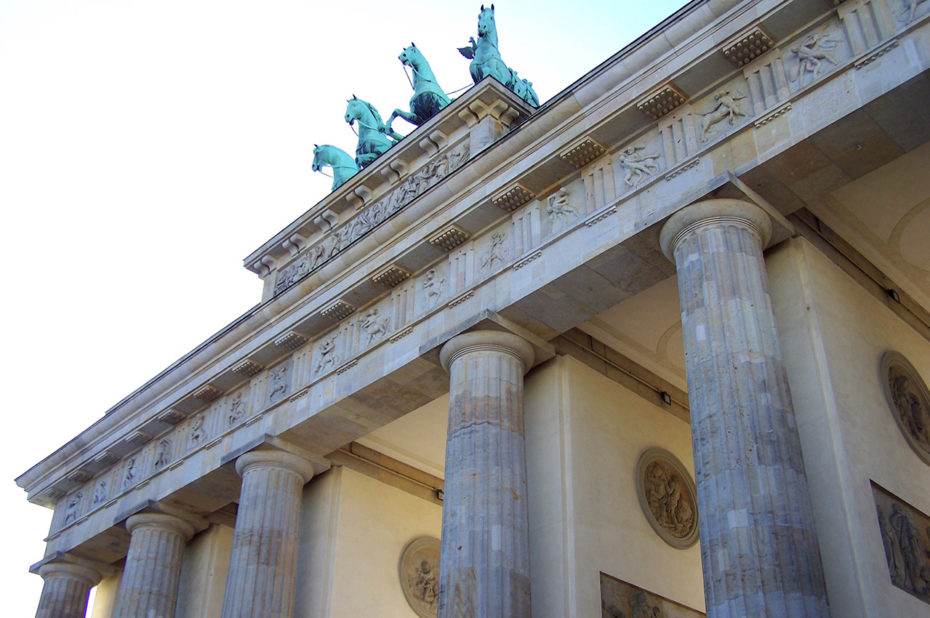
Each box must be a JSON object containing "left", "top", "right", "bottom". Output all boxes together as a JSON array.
[{"left": 34, "top": 199, "right": 830, "bottom": 618}]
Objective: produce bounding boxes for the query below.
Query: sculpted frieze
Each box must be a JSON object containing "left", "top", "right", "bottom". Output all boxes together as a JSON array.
[
  {"left": 545, "top": 187, "right": 578, "bottom": 229},
  {"left": 360, "top": 308, "right": 391, "bottom": 345},
  {"left": 788, "top": 27, "right": 842, "bottom": 84},
  {"left": 699, "top": 89, "right": 748, "bottom": 141},
  {"left": 188, "top": 414, "right": 206, "bottom": 449},
  {"left": 873, "top": 482, "right": 930, "bottom": 604},
  {"left": 601, "top": 572, "right": 705, "bottom": 617},
  {"left": 268, "top": 363, "right": 290, "bottom": 404},
  {"left": 63, "top": 491, "right": 82, "bottom": 525},
  {"left": 91, "top": 478, "right": 107, "bottom": 506},
  {"left": 274, "top": 142, "right": 470, "bottom": 296},
  {"left": 122, "top": 457, "right": 138, "bottom": 490},
  {"left": 480, "top": 231, "right": 508, "bottom": 272},
  {"left": 153, "top": 438, "right": 172, "bottom": 471},
  {"left": 314, "top": 335, "right": 339, "bottom": 376},
  {"left": 422, "top": 268, "right": 446, "bottom": 308},
  {"left": 617, "top": 144, "right": 661, "bottom": 187},
  {"left": 227, "top": 391, "right": 246, "bottom": 427}
]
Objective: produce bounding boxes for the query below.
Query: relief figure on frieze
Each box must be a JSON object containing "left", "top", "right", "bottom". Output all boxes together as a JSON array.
[
  {"left": 314, "top": 336, "right": 339, "bottom": 376},
  {"left": 789, "top": 30, "right": 839, "bottom": 81},
  {"left": 423, "top": 269, "right": 446, "bottom": 307},
  {"left": 227, "top": 392, "right": 245, "bottom": 427},
  {"left": 63, "top": 491, "right": 82, "bottom": 525},
  {"left": 361, "top": 308, "right": 390, "bottom": 344},
  {"left": 188, "top": 414, "right": 206, "bottom": 448},
  {"left": 268, "top": 364, "right": 289, "bottom": 403},
  {"left": 480, "top": 231, "right": 507, "bottom": 271},
  {"left": 618, "top": 144, "right": 661, "bottom": 187},
  {"left": 91, "top": 479, "right": 107, "bottom": 506},
  {"left": 122, "top": 458, "right": 137, "bottom": 489},
  {"left": 546, "top": 188, "right": 577, "bottom": 228},
  {"left": 153, "top": 438, "right": 172, "bottom": 470},
  {"left": 699, "top": 90, "right": 746, "bottom": 141}
]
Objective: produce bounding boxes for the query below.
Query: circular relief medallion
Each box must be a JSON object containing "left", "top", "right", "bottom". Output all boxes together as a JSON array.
[
  {"left": 881, "top": 351, "right": 930, "bottom": 465},
  {"left": 635, "top": 448, "right": 699, "bottom": 549},
  {"left": 399, "top": 536, "right": 440, "bottom": 617}
]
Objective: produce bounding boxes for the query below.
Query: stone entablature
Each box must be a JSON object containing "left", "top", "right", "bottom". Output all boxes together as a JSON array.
[
  {"left": 271, "top": 141, "right": 471, "bottom": 297},
  {"left": 18, "top": 0, "right": 930, "bottom": 561},
  {"left": 243, "top": 81, "right": 532, "bottom": 289}
]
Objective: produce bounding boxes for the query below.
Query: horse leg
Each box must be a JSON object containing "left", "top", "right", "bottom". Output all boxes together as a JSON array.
[
  {"left": 389, "top": 109, "right": 421, "bottom": 130},
  {"left": 387, "top": 127, "right": 405, "bottom": 142}
]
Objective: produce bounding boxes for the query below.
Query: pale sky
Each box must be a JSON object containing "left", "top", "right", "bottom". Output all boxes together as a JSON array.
[{"left": 0, "top": 0, "right": 689, "bottom": 612}]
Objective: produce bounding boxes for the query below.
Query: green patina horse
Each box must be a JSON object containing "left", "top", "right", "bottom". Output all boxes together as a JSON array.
[
  {"left": 458, "top": 4, "right": 539, "bottom": 107},
  {"left": 388, "top": 43, "right": 451, "bottom": 132},
  {"left": 312, "top": 144, "right": 359, "bottom": 191},
  {"left": 345, "top": 95, "right": 403, "bottom": 168}
]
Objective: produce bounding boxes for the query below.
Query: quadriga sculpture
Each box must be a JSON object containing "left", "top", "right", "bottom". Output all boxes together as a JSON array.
[
  {"left": 387, "top": 43, "right": 451, "bottom": 132},
  {"left": 311, "top": 144, "right": 359, "bottom": 191},
  {"left": 458, "top": 4, "right": 539, "bottom": 107},
  {"left": 345, "top": 95, "right": 403, "bottom": 168}
]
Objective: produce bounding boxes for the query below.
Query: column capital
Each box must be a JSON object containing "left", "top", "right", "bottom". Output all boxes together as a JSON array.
[
  {"left": 439, "top": 329, "right": 535, "bottom": 374},
  {"left": 125, "top": 512, "right": 195, "bottom": 541},
  {"left": 659, "top": 198, "right": 773, "bottom": 261},
  {"left": 235, "top": 449, "right": 315, "bottom": 484},
  {"left": 37, "top": 561, "right": 101, "bottom": 588}
]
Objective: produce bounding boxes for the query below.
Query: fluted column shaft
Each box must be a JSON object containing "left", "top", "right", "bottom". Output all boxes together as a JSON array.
[
  {"left": 220, "top": 449, "right": 314, "bottom": 618},
  {"left": 660, "top": 200, "right": 830, "bottom": 617},
  {"left": 437, "top": 330, "right": 535, "bottom": 618},
  {"left": 36, "top": 562, "right": 101, "bottom": 618},
  {"left": 113, "top": 513, "right": 194, "bottom": 618}
]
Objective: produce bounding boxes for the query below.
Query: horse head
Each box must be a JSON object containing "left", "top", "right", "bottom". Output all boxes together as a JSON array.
[
  {"left": 477, "top": 4, "right": 496, "bottom": 39},
  {"left": 345, "top": 95, "right": 364, "bottom": 126},
  {"left": 345, "top": 96, "right": 385, "bottom": 132},
  {"left": 311, "top": 144, "right": 323, "bottom": 171},
  {"left": 399, "top": 43, "right": 422, "bottom": 68}
]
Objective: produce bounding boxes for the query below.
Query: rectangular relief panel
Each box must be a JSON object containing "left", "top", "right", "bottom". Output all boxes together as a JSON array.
[
  {"left": 600, "top": 572, "right": 705, "bottom": 617},
  {"left": 872, "top": 481, "right": 930, "bottom": 605}
]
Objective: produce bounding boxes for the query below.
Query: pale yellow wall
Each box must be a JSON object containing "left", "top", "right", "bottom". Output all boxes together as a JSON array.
[
  {"left": 175, "top": 523, "right": 233, "bottom": 618},
  {"left": 295, "top": 466, "right": 442, "bottom": 617},
  {"left": 525, "top": 355, "right": 704, "bottom": 618},
  {"left": 768, "top": 238, "right": 930, "bottom": 618},
  {"left": 525, "top": 358, "right": 572, "bottom": 618},
  {"left": 295, "top": 468, "right": 341, "bottom": 617},
  {"left": 88, "top": 572, "right": 120, "bottom": 618}
]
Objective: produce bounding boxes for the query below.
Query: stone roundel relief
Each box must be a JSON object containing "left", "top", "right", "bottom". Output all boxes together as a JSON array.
[
  {"left": 635, "top": 448, "right": 698, "bottom": 549},
  {"left": 399, "top": 536, "right": 440, "bottom": 617},
  {"left": 881, "top": 351, "right": 930, "bottom": 465}
]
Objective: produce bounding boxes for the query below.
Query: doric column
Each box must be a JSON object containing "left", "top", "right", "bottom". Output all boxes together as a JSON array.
[
  {"left": 437, "top": 330, "right": 535, "bottom": 618},
  {"left": 113, "top": 512, "right": 195, "bottom": 618},
  {"left": 660, "top": 199, "right": 830, "bottom": 617},
  {"left": 220, "top": 449, "right": 315, "bottom": 618},
  {"left": 35, "top": 561, "right": 101, "bottom": 618}
]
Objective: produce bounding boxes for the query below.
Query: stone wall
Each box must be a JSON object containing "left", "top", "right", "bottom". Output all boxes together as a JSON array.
[
  {"left": 525, "top": 355, "right": 704, "bottom": 617},
  {"left": 769, "top": 237, "right": 930, "bottom": 617},
  {"left": 295, "top": 466, "right": 442, "bottom": 617}
]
